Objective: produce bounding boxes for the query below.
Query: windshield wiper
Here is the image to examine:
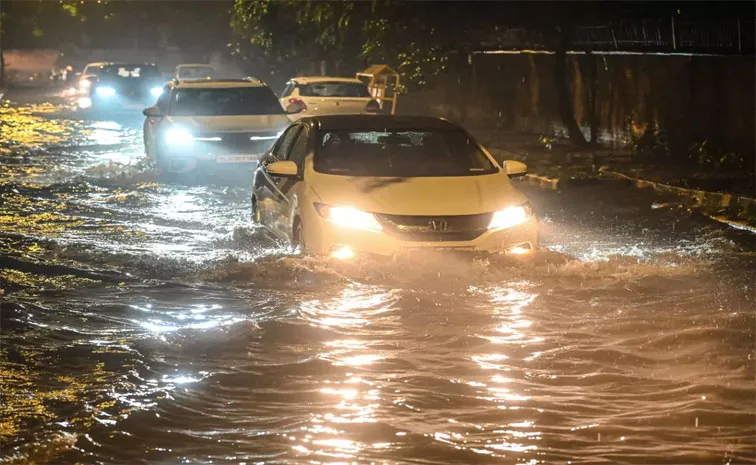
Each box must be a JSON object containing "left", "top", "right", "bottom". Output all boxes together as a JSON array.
[{"left": 360, "top": 177, "right": 408, "bottom": 193}]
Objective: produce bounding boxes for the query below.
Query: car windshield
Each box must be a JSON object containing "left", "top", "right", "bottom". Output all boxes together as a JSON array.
[
  {"left": 299, "top": 82, "right": 370, "bottom": 98},
  {"left": 100, "top": 65, "right": 159, "bottom": 79},
  {"left": 314, "top": 129, "right": 498, "bottom": 177},
  {"left": 179, "top": 67, "right": 214, "bottom": 79},
  {"left": 171, "top": 87, "right": 284, "bottom": 116}
]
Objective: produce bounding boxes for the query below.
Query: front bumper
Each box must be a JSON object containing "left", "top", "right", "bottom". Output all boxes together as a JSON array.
[
  {"left": 161, "top": 134, "right": 279, "bottom": 165},
  {"left": 305, "top": 215, "right": 538, "bottom": 258},
  {"left": 77, "top": 93, "right": 154, "bottom": 111}
]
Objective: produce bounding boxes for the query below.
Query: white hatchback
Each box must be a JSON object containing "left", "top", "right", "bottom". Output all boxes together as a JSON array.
[
  {"left": 279, "top": 76, "right": 380, "bottom": 120},
  {"left": 251, "top": 115, "right": 538, "bottom": 259}
]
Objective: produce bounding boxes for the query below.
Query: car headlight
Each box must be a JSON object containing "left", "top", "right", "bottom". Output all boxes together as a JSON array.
[
  {"left": 78, "top": 97, "right": 92, "bottom": 109},
  {"left": 315, "top": 204, "right": 383, "bottom": 232},
  {"left": 150, "top": 87, "right": 163, "bottom": 98},
  {"left": 164, "top": 127, "right": 193, "bottom": 145},
  {"left": 488, "top": 203, "right": 533, "bottom": 230},
  {"left": 95, "top": 86, "right": 116, "bottom": 97}
]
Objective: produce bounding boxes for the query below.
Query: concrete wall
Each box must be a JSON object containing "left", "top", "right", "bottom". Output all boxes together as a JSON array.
[{"left": 399, "top": 54, "right": 755, "bottom": 161}]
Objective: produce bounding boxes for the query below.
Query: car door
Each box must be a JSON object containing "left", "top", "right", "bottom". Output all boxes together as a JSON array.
[
  {"left": 273, "top": 125, "right": 309, "bottom": 238},
  {"left": 257, "top": 125, "right": 302, "bottom": 235}
]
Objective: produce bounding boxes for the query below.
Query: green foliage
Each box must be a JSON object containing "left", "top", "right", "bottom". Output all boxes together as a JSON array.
[
  {"left": 231, "top": 0, "right": 367, "bottom": 78},
  {"left": 230, "top": 0, "right": 501, "bottom": 90},
  {"left": 688, "top": 140, "right": 747, "bottom": 172},
  {"left": 631, "top": 124, "right": 670, "bottom": 162}
]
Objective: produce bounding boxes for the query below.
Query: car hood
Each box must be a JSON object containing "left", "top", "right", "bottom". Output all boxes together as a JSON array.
[
  {"left": 309, "top": 172, "right": 528, "bottom": 216},
  {"left": 169, "top": 115, "right": 291, "bottom": 133}
]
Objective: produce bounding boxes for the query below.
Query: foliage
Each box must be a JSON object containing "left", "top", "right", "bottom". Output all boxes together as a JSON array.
[
  {"left": 630, "top": 124, "right": 670, "bottom": 162},
  {"left": 231, "top": 0, "right": 504, "bottom": 90},
  {"left": 688, "top": 140, "right": 748, "bottom": 172},
  {"left": 231, "top": 0, "right": 368, "bottom": 78}
]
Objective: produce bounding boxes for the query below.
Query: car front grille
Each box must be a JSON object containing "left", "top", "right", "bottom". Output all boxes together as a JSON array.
[{"left": 375, "top": 212, "right": 493, "bottom": 242}]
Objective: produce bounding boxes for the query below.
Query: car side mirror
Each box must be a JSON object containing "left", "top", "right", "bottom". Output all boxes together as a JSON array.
[
  {"left": 267, "top": 160, "right": 298, "bottom": 177},
  {"left": 143, "top": 106, "right": 161, "bottom": 117},
  {"left": 503, "top": 160, "right": 528, "bottom": 178}
]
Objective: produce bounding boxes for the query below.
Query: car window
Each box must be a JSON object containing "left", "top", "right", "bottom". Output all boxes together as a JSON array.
[
  {"left": 271, "top": 126, "right": 302, "bottom": 160},
  {"left": 314, "top": 129, "right": 498, "bottom": 177},
  {"left": 298, "top": 82, "right": 370, "bottom": 98},
  {"left": 171, "top": 87, "right": 284, "bottom": 116},
  {"left": 179, "top": 67, "right": 214, "bottom": 79},
  {"left": 100, "top": 65, "right": 160, "bottom": 79},
  {"left": 286, "top": 127, "right": 309, "bottom": 167},
  {"left": 280, "top": 82, "right": 295, "bottom": 98},
  {"left": 83, "top": 65, "right": 101, "bottom": 76}
]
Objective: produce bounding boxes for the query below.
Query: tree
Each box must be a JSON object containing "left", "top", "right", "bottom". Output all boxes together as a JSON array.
[
  {"left": 231, "top": 0, "right": 369, "bottom": 79},
  {"left": 229, "top": 0, "right": 619, "bottom": 145}
]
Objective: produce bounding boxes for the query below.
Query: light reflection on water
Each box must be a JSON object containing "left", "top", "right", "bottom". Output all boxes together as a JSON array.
[{"left": 1, "top": 102, "right": 754, "bottom": 464}]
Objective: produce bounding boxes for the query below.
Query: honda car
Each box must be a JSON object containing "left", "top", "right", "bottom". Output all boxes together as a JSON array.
[{"left": 251, "top": 115, "right": 537, "bottom": 259}]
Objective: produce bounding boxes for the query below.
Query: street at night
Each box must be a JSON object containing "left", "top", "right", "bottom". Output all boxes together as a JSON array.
[
  {"left": 1, "top": 98, "right": 754, "bottom": 464},
  {"left": 1, "top": 1, "right": 755, "bottom": 464}
]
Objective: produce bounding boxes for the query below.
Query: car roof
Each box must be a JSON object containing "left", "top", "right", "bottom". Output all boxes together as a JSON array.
[
  {"left": 289, "top": 76, "right": 365, "bottom": 85},
  {"left": 304, "top": 115, "right": 460, "bottom": 131},
  {"left": 176, "top": 64, "right": 215, "bottom": 69},
  {"left": 86, "top": 62, "right": 156, "bottom": 67},
  {"left": 172, "top": 78, "right": 266, "bottom": 89}
]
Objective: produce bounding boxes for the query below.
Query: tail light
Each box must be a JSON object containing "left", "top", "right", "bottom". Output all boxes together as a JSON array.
[
  {"left": 288, "top": 98, "right": 307, "bottom": 111},
  {"left": 365, "top": 99, "right": 380, "bottom": 113}
]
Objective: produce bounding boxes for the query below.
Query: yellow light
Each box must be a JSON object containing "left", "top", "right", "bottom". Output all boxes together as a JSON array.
[
  {"left": 507, "top": 246, "right": 531, "bottom": 255},
  {"left": 318, "top": 205, "right": 383, "bottom": 232},
  {"left": 488, "top": 205, "right": 531, "bottom": 230},
  {"left": 330, "top": 246, "right": 355, "bottom": 260}
]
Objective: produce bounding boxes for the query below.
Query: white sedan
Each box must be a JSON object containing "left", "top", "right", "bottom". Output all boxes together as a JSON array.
[{"left": 251, "top": 115, "right": 538, "bottom": 259}]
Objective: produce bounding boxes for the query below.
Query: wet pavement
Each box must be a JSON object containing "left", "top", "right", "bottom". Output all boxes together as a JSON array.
[{"left": 1, "top": 98, "right": 755, "bottom": 465}]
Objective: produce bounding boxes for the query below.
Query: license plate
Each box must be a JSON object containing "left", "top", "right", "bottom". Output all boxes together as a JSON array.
[
  {"left": 216, "top": 155, "right": 258, "bottom": 163},
  {"left": 402, "top": 246, "right": 475, "bottom": 255}
]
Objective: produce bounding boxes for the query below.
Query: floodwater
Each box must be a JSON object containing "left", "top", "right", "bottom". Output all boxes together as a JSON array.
[{"left": 1, "top": 100, "right": 754, "bottom": 465}]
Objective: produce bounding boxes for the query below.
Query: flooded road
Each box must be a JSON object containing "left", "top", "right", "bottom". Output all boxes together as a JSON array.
[{"left": 1, "top": 100, "right": 755, "bottom": 465}]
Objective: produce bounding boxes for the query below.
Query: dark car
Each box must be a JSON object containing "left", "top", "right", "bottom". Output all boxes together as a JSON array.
[{"left": 76, "top": 62, "right": 166, "bottom": 112}]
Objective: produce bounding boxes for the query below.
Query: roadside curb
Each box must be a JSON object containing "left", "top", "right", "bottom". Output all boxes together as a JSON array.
[
  {"left": 524, "top": 173, "right": 559, "bottom": 190},
  {"left": 522, "top": 173, "right": 628, "bottom": 191},
  {"left": 521, "top": 169, "right": 756, "bottom": 232},
  {"left": 599, "top": 168, "right": 756, "bottom": 230}
]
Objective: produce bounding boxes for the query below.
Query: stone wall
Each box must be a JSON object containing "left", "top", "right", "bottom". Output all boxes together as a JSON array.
[{"left": 399, "top": 54, "right": 755, "bottom": 160}]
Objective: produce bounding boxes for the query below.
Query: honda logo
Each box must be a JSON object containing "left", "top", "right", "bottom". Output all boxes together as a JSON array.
[{"left": 429, "top": 219, "right": 448, "bottom": 232}]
